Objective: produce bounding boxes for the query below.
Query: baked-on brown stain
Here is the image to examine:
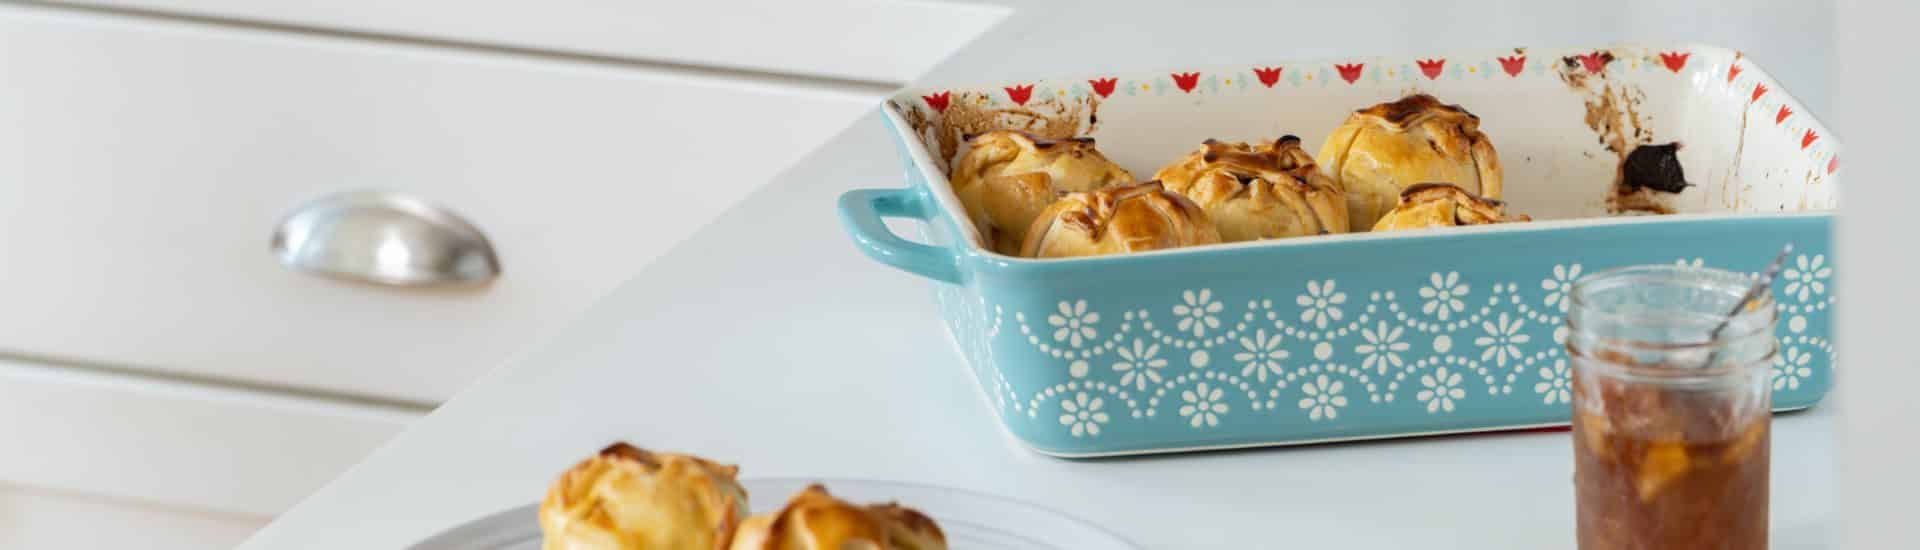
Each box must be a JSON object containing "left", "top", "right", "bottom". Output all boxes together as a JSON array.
[
  {"left": 1561, "top": 51, "right": 1615, "bottom": 72},
  {"left": 1555, "top": 50, "right": 1677, "bottom": 215},
  {"left": 892, "top": 91, "right": 1102, "bottom": 174}
]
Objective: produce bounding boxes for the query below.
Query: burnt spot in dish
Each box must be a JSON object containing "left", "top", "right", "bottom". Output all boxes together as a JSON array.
[
  {"left": 1609, "top": 142, "right": 1687, "bottom": 215},
  {"left": 1620, "top": 143, "right": 1690, "bottom": 193}
]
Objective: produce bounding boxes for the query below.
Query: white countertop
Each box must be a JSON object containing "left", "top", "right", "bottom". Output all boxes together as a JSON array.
[
  {"left": 238, "top": 3, "right": 1837, "bottom": 548},
  {"left": 236, "top": 110, "right": 1833, "bottom": 549}
]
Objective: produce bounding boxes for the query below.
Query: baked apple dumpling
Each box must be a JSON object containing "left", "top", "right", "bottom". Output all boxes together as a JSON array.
[
  {"left": 1019, "top": 181, "right": 1221, "bottom": 258},
  {"left": 950, "top": 130, "right": 1134, "bottom": 254},
  {"left": 1316, "top": 94, "right": 1503, "bottom": 231},
  {"left": 728, "top": 484, "right": 946, "bottom": 550},
  {"left": 539, "top": 443, "right": 750, "bottom": 550},
  {"left": 1153, "top": 136, "right": 1348, "bottom": 241},
  {"left": 1370, "top": 182, "right": 1529, "bottom": 232}
]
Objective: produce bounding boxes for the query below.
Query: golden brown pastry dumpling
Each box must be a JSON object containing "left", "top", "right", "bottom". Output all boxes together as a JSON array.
[
  {"left": 539, "top": 442, "right": 750, "bottom": 550},
  {"left": 950, "top": 130, "right": 1135, "bottom": 254},
  {"left": 1153, "top": 136, "right": 1348, "bottom": 242},
  {"left": 728, "top": 484, "right": 947, "bottom": 550},
  {"left": 1370, "top": 182, "right": 1530, "bottom": 232},
  {"left": 1019, "top": 181, "right": 1221, "bottom": 258},
  {"left": 1316, "top": 94, "right": 1503, "bottom": 232}
]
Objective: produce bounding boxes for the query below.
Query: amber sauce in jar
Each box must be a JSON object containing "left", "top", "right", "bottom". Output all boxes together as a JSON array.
[{"left": 1566, "top": 266, "right": 1775, "bottom": 550}]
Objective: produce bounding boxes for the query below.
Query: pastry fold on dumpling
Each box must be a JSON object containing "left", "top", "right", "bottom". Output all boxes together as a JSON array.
[
  {"left": 1019, "top": 181, "right": 1221, "bottom": 258},
  {"left": 728, "top": 484, "right": 947, "bottom": 550},
  {"left": 1153, "top": 136, "right": 1348, "bottom": 242},
  {"left": 539, "top": 442, "right": 749, "bottom": 550},
  {"left": 1370, "top": 182, "right": 1530, "bottom": 232},
  {"left": 950, "top": 130, "right": 1135, "bottom": 254},
  {"left": 1316, "top": 94, "right": 1502, "bottom": 232}
]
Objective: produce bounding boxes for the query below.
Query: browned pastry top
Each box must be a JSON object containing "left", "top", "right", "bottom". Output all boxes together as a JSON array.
[
  {"left": 1341, "top": 94, "right": 1493, "bottom": 168},
  {"left": 949, "top": 130, "right": 1134, "bottom": 255},
  {"left": 728, "top": 484, "right": 947, "bottom": 550},
  {"left": 1153, "top": 136, "right": 1348, "bottom": 241},
  {"left": 1353, "top": 93, "right": 1481, "bottom": 130},
  {"left": 538, "top": 442, "right": 749, "bottom": 550},
  {"left": 950, "top": 130, "right": 1132, "bottom": 194},
  {"left": 1019, "top": 181, "right": 1222, "bottom": 258},
  {"left": 1371, "top": 182, "right": 1530, "bottom": 231},
  {"left": 1316, "top": 93, "right": 1505, "bottom": 231}
]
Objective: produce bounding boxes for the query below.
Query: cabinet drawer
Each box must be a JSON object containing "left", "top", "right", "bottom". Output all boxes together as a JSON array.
[
  {"left": 0, "top": 484, "right": 266, "bottom": 550},
  {"left": 0, "top": 5, "right": 877, "bottom": 403},
  {"left": 0, "top": 357, "right": 421, "bottom": 517},
  {"left": 43, "top": 0, "right": 1007, "bottom": 84}
]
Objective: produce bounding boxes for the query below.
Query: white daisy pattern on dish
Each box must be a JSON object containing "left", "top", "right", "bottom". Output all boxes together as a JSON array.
[
  {"left": 1297, "top": 374, "right": 1347, "bottom": 421},
  {"left": 1540, "top": 263, "right": 1582, "bottom": 312},
  {"left": 1173, "top": 289, "right": 1224, "bottom": 337},
  {"left": 1772, "top": 346, "right": 1812, "bottom": 391},
  {"left": 1419, "top": 272, "right": 1470, "bottom": 320},
  {"left": 1535, "top": 359, "right": 1571, "bottom": 405},
  {"left": 1675, "top": 258, "right": 1705, "bottom": 268},
  {"left": 1047, "top": 300, "right": 1100, "bottom": 348},
  {"left": 1418, "top": 366, "right": 1467, "bottom": 413},
  {"left": 1355, "top": 321, "right": 1409, "bottom": 375},
  {"left": 1296, "top": 280, "right": 1347, "bottom": 329},
  {"left": 1782, "top": 254, "right": 1831, "bottom": 302},
  {"left": 1475, "top": 313, "right": 1530, "bottom": 367},
  {"left": 1058, "top": 392, "right": 1109, "bottom": 437},
  {"left": 1179, "top": 382, "right": 1229, "bottom": 428},
  {"left": 1113, "top": 339, "right": 1168, "bottom": 391},
  {"left": 1234, "top": 328, "right": 1289, "bottom": 382}
]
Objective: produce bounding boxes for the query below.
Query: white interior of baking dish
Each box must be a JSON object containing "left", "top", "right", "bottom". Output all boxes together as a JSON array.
[{"left": 884, "top": 43, "right": 1839, "bottom": 254}]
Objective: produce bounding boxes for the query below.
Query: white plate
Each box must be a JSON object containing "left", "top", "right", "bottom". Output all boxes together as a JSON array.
[{"left": 407, "top": 478, "right": 1139, "bottom": 550}]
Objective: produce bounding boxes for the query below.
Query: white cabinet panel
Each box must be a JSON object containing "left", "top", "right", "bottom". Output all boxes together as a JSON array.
[
  {"left": 0, "top": 484, "right": 266, "bottom": 550},
  {"left": 0, "top": 5, "right": 880, "bottom": 403},
  {"left": 0, "top": 357, "right": 420, "bottom": 517},
  {"left": 44, "top": 0, "right": 1007, "bottom": 84}
]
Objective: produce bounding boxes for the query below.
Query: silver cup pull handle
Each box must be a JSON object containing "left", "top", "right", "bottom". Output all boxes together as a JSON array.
[{"left": 271, "top": 190, "right": 501, "bottom": 288}]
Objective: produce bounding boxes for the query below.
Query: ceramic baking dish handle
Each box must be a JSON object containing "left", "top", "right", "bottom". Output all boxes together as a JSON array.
[{"left": 837, "top": 188, "right": 962, "bottom": 284}]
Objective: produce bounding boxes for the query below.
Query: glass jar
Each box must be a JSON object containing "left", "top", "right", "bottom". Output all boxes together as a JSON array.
[{"left": 1565, "top": 265, "right": 1776, "bottom": 550}]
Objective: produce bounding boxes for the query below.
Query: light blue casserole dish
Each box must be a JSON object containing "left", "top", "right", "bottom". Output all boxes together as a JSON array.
[{"left": 839, "top": 44, "right": 1838, "bottom": 457}]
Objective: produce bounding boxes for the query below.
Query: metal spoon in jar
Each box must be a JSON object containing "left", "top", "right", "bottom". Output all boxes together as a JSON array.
[{"left": 1699, "top": 243, "right": 1794, "bottom": 368}]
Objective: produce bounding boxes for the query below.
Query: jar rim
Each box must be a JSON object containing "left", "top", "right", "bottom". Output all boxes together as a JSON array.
[
  {"left": 1565, "top": 264, "right": 1777, "bottom": 380},
  {"left": 1567, "top": 264, "right": 1775, "bottom": 343}
]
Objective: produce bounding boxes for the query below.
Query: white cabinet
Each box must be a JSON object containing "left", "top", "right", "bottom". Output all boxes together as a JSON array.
[
  {"left": 0, "top": 357, "right": 419, "bottom": 517},
  {"left": 0, "top": 0, "right": 996, "bottom": 528},
  {"left": 0, "top": 3, "right": 883, "bottom": 405},
  {"left": 43, "top": 0, "right": 1008, "bottom": 84},
  {"left": 0, "top": 484, "right": 265, "bottom": 550}
]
